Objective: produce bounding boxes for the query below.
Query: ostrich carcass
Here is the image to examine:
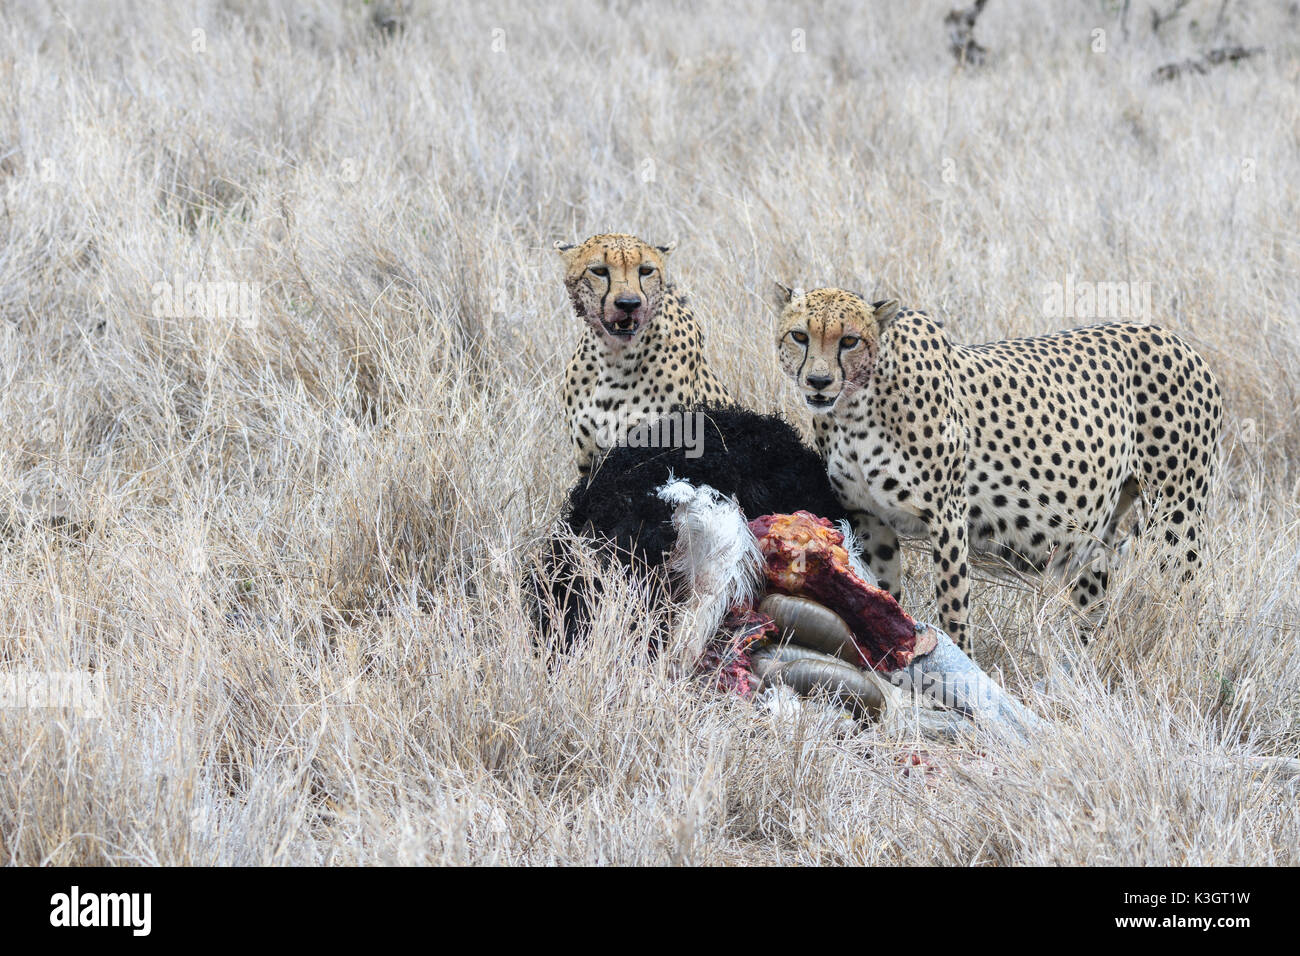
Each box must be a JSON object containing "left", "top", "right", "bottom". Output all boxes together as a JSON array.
[{"left": 531, "top": 404, "right": 1044, "bottom": 739}]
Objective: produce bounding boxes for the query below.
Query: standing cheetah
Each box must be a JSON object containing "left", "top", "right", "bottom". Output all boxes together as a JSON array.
[
  {"left": 775, "top": 286, "right": 1223, "bottom": 651},
  {"left": 558, "top": 233, "right": 730, "bottom": 476}
]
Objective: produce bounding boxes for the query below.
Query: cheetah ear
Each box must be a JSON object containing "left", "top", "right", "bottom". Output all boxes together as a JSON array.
[
  {"left": 655, "top": 240, "right": 677, "bottom": 256},
  {"left": 872, "top": 298, "right": 901, "bottom": 332},
  {"left": 554, "top": 240, "right": 582, "bottom": 266},
  {"left": 773, "top": 282, "right": 803, "bottom": 308}
]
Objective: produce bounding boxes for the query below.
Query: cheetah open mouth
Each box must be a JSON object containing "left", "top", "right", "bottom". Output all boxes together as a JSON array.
[
  {"left": 806, "top": 394, "right": 835, "bottom": 409},
  {"left": 602, "top": 316, "right": 641, "bottom": 337}
]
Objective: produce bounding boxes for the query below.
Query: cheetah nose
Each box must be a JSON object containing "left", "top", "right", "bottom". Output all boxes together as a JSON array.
[
  {"left": 806, "top": 373, "right": 832, "bottom": 390},
  {"left": 613, "top": 295, "right": 641, "bottom": 314}
]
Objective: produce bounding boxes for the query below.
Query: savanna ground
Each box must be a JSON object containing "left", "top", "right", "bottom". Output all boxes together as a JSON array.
[{"left": 0, "top": 0, "right": 1297, "bottom": 865}]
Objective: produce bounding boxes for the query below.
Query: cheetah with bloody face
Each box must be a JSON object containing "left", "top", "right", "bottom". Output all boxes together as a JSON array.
[
  {"left": 558, "top": 234, "right": 730, "bottom": 476},
  {"left": 775, "top": 286, "right": 1223, "bottom": 652}
]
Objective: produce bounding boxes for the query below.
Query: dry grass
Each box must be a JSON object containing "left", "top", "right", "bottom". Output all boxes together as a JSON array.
[{"left": 1, "top": 0, "right": 1297, "bottom": 865}]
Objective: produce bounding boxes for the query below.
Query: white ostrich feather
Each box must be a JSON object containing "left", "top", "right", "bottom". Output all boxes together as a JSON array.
[
  {"left": 655, "top": 477, "right": 764, "bottom": 663},
  {"left": 835, "top": 519, "right": 879, "bottom": 587}
]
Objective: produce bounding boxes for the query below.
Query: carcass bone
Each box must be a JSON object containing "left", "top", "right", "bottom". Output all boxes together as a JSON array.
[
  {"left": 759, "top": 592, "right": 1046, "bottom": 740},
  {"left": 891, "top": 622, "right": 1048, "bottom": 739}
]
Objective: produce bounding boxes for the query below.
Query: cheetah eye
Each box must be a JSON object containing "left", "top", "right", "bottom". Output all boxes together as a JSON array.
[
  {"left": 840, "top": 335, "right": 861, "bottom": 349},
  {"left": 589, "top": 266, "right": 609, "bottom": 278},
  {"left": 638, "top": 265, "right": 655, "bottom": 277},
  {"left": 789, "top": 331, "right": 809, "bottom": 345}
]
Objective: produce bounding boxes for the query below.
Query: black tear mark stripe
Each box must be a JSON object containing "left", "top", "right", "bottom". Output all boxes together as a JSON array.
[{"left": 796, "top": 343, "right": 809, "bottom": 385}]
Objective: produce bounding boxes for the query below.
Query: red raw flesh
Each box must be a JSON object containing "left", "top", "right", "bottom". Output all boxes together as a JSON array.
[
  {"left": 700, "top": 606, "right": 775, "bottom": 697},
  {"left": 747, "top": 511, "right": 934, "bottom": 672}
]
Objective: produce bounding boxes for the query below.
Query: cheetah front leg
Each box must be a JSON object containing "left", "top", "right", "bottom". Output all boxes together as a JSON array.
[
  {"left": 848, "top": 510, "right": 902, "bottom": 600},
  {"left": 1066, "top": 476, "right": 1139, "bottom": 631},
  {"left": 929, "top": 497, "right": 971, "bottom": 653}
]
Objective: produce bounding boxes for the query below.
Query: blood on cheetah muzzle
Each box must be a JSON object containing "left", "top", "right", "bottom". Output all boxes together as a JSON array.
[{"left": 602, "top": 315, "right": 641, "bottom": 337}]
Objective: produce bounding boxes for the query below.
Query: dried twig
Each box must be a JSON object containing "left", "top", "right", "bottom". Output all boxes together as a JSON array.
[
  {"left": 945, "top": 0, "right": 990, "bottom": 67},
  {"left": 1152, "top": 45, "right": 1264, "bottom": 82}
]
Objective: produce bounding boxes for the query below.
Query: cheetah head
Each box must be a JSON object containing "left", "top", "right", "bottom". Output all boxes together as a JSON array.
[
  {"left": 775, "top": 285, "right": 900, "bottom": 413},
  {"left": 554, "top": 233, "right": 676, "bottom": 347}
]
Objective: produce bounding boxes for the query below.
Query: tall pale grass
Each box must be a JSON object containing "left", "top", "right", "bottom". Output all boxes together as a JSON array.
[{"left": 0, "top": 0, "right": 1296, "bottom": 864}]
